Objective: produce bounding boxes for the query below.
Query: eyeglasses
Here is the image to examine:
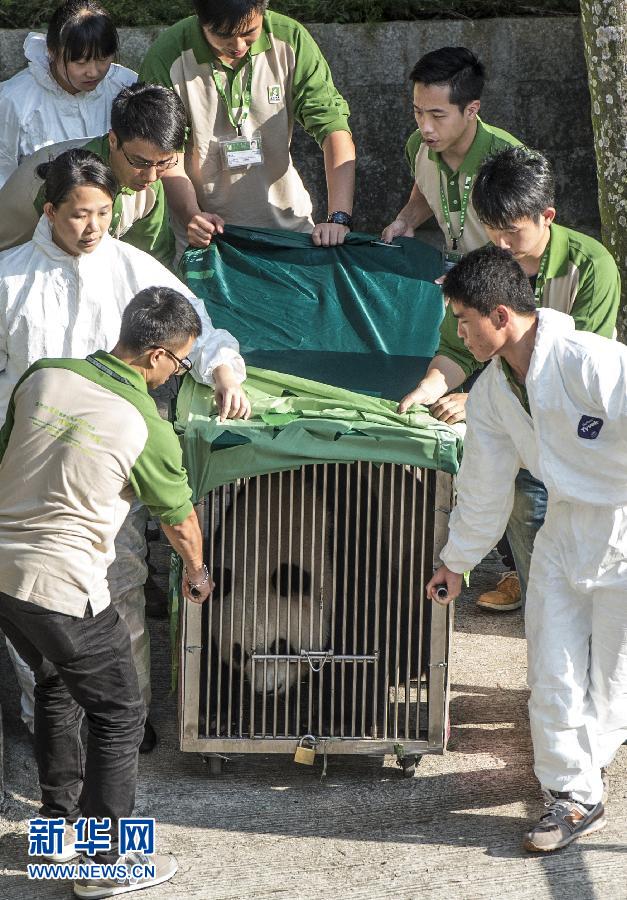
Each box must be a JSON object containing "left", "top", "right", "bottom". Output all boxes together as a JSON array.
[
  {"left": 119, "top": 145, "right": 178, "bottom": 172},
  {"left": 149, "top": 346, "right": 192, "bottom": 374}
]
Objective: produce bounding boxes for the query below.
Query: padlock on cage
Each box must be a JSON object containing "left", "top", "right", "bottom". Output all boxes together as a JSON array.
[{"left": 294, "top": 734, "right": 317, "bottom": 765}]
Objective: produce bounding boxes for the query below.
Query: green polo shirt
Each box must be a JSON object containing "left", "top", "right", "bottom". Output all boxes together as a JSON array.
[
  {"left": 438, "top": 223, "right": 621, "bottom": 377},
  {"left": 32, "top": 135, "right": 175, "bottom": 268},
  {"left": 0, "top": 352, "right": 192, "bottom": 616},
  {"left": 405, "top": 118, "right": 521, "bottom": 253},
  {"left": 139, "top": 12, "right": 351, "bottom": 238}
]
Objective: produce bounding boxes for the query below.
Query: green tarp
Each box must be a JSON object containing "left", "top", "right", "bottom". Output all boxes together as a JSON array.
[
  {"left": 179, "top": 225, "right": 445, "bottom": 400},
  {"left": 176, "top": 225, "right": 462, "bottom": 492},
  {"left": 175, "top": 367, "right": 462, "bottom": 500}
]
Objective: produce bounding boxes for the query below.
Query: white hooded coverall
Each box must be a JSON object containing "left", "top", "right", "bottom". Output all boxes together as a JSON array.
[
  {"left": 0, "top": 216, "right": 246, "bottom": 723},
  {"left": 0, "top": 33, "right": 137, "bottom": 189},
  {"left": 441, "top": 308, "right": 627, "bottom": 805}
]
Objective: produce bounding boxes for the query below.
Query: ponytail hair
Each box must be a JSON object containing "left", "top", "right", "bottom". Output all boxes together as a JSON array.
[{"left": 36, "top": 147, "right": 118, "bottom": 207}]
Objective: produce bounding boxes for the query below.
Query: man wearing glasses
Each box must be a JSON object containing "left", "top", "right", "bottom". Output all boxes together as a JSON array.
[
  {"left": 0, "top": 288, "right": 213, "bottom": 895},
  {"left": 0, "top": 83, "right": 186, "bottom": 269}
]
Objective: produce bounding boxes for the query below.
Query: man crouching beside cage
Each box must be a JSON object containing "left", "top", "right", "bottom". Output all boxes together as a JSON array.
[
  {"left": 426, "top": 245, "right": 627, "bottom": 852},
  {"left": 0, "top": 287, "right": 216, "bottom": 897}
]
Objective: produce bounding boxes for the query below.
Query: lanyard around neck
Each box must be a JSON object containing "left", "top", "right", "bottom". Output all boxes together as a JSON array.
[
  {"left": 438, "top": 166, "right": 473, "bottom": 251},
  {"left": 533, "top": 241, "right": 551, "bottom": 303},
  {"left": 212, "top": 55, "right": 254, "bottom": 136},
  {"left": 87, "top": 355, "right": 132, "bottom": 386}
]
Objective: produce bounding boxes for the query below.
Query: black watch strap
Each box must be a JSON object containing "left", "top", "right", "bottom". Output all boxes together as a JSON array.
[{"left": 326, "top": 210, "right": 353, "bottom": 228}]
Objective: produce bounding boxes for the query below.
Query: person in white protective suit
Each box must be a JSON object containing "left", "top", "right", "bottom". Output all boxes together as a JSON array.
[
  {"left": 0, "top": 148, "right": 250, "bottom": 751},
  {"left": 426, "top": 245, "right": 627, "bottom": 853},
  {"left": 0, "top": 0, "right": 136, "bottom": 189}
]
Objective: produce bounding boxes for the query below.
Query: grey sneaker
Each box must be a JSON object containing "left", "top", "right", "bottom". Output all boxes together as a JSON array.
[
  {"left": 41, "top": 821, "right": 79, "bottom": 863},
  {"left": 523, "top": 791, "right": 606, "bottom": 852},
  {"left": 73, "top": 851, "right": 177, "bottom": 898}
]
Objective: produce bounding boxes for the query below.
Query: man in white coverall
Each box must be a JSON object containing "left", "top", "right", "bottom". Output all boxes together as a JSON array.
[{"left": 427, "top": 245, "right": 627, "bottom": 852}]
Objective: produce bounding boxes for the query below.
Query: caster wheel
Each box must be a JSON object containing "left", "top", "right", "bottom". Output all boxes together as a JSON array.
[
  {"left": 398, "top": 755, "right": 421, "bottom": 778},
  {"left": 201, "top": 754, "right": 224, "bottom": 775}
]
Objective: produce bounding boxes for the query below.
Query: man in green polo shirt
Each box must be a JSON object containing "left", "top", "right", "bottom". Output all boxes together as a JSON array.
[
  {"left": 402, "top": 146, "right": 620, "bottom": 611},
  {"left": 139, "top": 0, "right": 356, "bottom": 254},
  {"left": 0, "top": 83, "right": 184, "bottom": 268},
  {"left": 382, "top": 46, "right": 520, "bottom": 259},
  {"left": 0, "top": 286, "right": 212, "bottom": 895}
]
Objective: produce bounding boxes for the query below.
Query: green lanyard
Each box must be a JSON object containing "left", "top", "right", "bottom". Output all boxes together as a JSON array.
[
  {"left": 533, "top": 243, "right": 551, "bottom": 303},
  {"left": 211, "top": 56, "right": 254, "bottom": 136},
  {"left": 438, "top": 169, "right": 473, "bottom": 251}
]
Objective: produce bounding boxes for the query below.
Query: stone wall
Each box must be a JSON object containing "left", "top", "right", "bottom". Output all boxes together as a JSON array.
[{"left": 0, "top": 17, "right": 598, "bottom": 236}]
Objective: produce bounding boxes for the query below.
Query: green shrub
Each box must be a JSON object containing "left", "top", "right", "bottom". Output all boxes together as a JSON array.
[{"left": 0, "top": 0, "right": 580, "bottom": 29}]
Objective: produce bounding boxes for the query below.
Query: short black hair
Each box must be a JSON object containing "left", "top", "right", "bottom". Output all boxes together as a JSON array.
[
  {"left": 119, "top": 287, "right": 202, "bottom": 354},
  {"left": 409, "top": 47, "right": 485, "bottom": 112},
  {"left": 110, "top": 83, "right": 187, "bottom": 152},
  {"left": 443, "top": 245, "right": 537, "bottom": 316},
  {"left": 47, "top": 0, "right": 119, "bottom": 67},
  {"left": 36, "top": 147, "right": 118, "bottom": 207},
  {"left": 472, "top": 147, "right": 556, "bottom": 230},
  {"left": 194, "top": 0, "right": 268, "bottom": 34}
]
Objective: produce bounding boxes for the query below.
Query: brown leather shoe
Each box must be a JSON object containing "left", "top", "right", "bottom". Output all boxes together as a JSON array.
[{"left": 476, "top": 572, "right": 521, "bottom": 611}]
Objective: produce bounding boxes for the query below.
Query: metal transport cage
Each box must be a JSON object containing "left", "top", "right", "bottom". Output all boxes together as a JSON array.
[
  {"left": 176, "top": 227, "right": 458, "bottom": 774},
  {"left": 178, "top": 460, "right": 453, "bottom": 775}
]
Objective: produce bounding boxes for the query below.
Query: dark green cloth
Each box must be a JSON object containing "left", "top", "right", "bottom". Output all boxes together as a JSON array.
[{"left": 179, "top": 225, "right": 445, "bottom": 399}]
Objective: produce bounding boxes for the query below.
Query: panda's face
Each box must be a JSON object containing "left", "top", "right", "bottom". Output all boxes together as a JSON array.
[{"left": 214, "top": 563, "right": 317, "bottom": 696}]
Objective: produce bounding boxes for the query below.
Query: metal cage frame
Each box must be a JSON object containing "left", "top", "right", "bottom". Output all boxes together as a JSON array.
[{"left": 178, "top": 462, "right": 453, "bottom": 760}]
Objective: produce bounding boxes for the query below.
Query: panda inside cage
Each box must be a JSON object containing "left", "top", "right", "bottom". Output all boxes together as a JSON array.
[{"left": 196, "top": 461, "right": 438, "bottom": 742}]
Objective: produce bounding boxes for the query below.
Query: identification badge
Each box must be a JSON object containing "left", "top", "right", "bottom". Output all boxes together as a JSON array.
[
  {"left": 220, "top": 135, "right": 264, "bottom": 170},
  {"left": 268, "top": 84, "right": 281, "bottom": 103},
  {"left": 442, "top": 248, "right": 464, "bottom": 274}
]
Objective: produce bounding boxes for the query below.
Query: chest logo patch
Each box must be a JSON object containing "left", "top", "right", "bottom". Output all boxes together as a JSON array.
[
  {"left": 268, "top": 84, "right": 282, "bottom": 103},
  {"left": 577, "top": 415, "right": 604, "bottom": 440}
]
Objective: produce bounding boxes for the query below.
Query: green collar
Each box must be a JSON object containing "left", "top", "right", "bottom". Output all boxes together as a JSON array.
[
  {"left": 428, "top": 118, "right": 493, "bottom": 177},
  {"left": 500, "top": 357, "right": 530, "bottom": 415},
  {"left": 86, "top": 133, "right": 110, "bottom": 162},
  {"left": 544, "top": 223, "right": 570, "bottom": 281},
  {"left": 91, "top": 350, "right": 148, "bottom": 393},
  {"left": 191, "top": 14, "right": 272, "bottom": 68},
  {"left": 84, "top": 134, "right": 135, "bottom": 197}
]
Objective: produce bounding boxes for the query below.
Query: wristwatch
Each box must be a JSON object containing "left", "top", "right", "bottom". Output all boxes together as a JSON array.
[{"left": 326, "top": 211, "right": 353, "bottom": 228}]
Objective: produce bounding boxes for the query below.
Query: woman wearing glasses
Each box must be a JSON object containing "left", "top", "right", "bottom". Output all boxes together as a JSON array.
[
  {"left": 0, "top": 148, "right": 250, "bottom": 746},
  {"left": 0, "top": 0, "right": 137, "bottom": 189}
]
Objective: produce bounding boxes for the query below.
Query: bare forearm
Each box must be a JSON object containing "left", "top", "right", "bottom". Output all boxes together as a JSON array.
[
  {"left": 161, "top": 161, "right": 202, "bottom": 224},
  {"left": 161, "top": 511, "right": 204, "bottom": 579},
  {"left": 322, "top": 130, "right": 355, "bottom": 214},
  {"left": 395, "top": 183, "right": 434, "bottom": 231},
  {"left": 420, "top": 356, "right": 467, "bottom": 403}
]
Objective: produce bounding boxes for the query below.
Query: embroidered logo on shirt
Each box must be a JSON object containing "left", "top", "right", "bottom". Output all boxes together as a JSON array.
[
  {"left": 268, "top": 85, "right": 281, "bottom": 103},
  {"left": 577, "top": 415, "right": 604, "bottom": 440}
]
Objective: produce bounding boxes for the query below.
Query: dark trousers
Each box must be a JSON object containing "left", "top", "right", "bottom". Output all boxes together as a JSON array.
[{"left": 0, "top": 593, "right": 145, "bottom": 863}]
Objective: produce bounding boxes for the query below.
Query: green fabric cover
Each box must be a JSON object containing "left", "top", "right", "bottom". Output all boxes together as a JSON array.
[
  {"left": 175, "top": 366, "right": 462, "bottom": 500},
  {"left": 179, "top": 225, "right": 445, "bottom": 400},
  {"left": 177, "top": 224, "right": 461, "bottom": 492}
]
